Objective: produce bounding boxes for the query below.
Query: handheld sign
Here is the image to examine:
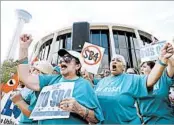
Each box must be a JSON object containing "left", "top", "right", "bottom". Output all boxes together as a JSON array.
[
  {"left": 30, "top": 82, "right": 74, "bottom": 120},
  {"left": 1, "top": 92, "right": 21, "bottom": 125},
  {"left": 81, "top": 42, "right": 105, "bottom": 74},
  {"left": 140, "top": 41, "right": 166, "bottom": 62}
]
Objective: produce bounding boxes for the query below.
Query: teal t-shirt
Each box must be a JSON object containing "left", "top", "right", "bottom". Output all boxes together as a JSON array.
[
  {"left": 138, "top": 70, "right": 174, "bottom": 124},
  {"left": 93, "top": 78, "right": 101, "bottom": 85},
  {"left": 93, "top": 78, "right": 101, "bottom": 90},
  {"left": 37, "top": 75, "right": 104, "bottom": 124},
  {"left": 95, "top": 73, "right": 148, "bottom": 124},
  {"left": 19, "top": 88, "right": 38, "bottom": 124}
]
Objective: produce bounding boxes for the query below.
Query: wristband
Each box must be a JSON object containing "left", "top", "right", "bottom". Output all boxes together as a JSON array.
[
  {"left": 158, "top": 60, "right": 168, "bottom": 67},
  {"left": 17, "top": 57, "right": 28, "bottom": 64},
  {"left": 83, "top": 107, "right": 89, "bottom": 119}
]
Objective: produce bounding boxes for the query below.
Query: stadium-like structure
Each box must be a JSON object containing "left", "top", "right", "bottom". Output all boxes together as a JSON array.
[{"left": 31, "top": 23, "right": 158, "bottom": 73}]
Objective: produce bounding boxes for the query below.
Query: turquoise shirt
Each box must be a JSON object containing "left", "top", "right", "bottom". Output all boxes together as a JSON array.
[
  {"left": 138, "top": 70, "right": 174, "bottom": 124},
  {"left": 19, "top": 89, "right": 38, "bottom": 124},
  {"left": 93, "top": 78, "right": 100, "bottom": 85},
  {"left": 95, "top": 73, "right": 148, "bottom": 124},
  {"left": 37, "top": 75, "right": 104, "bottom": 124}
]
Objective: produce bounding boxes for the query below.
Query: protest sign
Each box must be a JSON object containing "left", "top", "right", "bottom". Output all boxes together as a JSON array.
[
  {"left": 140, "top": 41, "right": 166, "bottom": 62},
  {"left": 1, "top": 92, "right": 21, "bottom": 125},
  {"left": 30, "top": 82, "right": 74, "bottom": 120},
  {"left": 81, "top": 42, "right": 105, "bottom": 74}
]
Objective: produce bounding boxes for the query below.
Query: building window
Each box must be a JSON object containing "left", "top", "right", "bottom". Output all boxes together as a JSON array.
[
  {"left": 135, "top": 49, "right": 141, "bottom": 65},
  {"left": 90, "top": 30, "right": 110, "bottom": 73},
  {"left": 101, "top": 30, "right": 109, "bottom": 55},
  {"left": 140, "top": 35, "right": 152, "bottom": 46},
  {"left": 91, "top": 30, "right": 100, "bottom": 46},
  {"left": 113, "top": 31, "right": 119, "bottom": 49},
  {"left": 120, "top": 48, "right": 130, "bottom": 67},
  {"left": 65, "top": 34, "right": 72, "bottom": 50},
  {"left": 118, "top": 31, "right": 127, "bottom": 49},
  {"left": 66, "top": 37, "right": 72, "bottom": 50},
  {"left": 131, "top": 49, "right": 138, "bottom": 68},
  {"left": 113, "top": 30, "right": 141, "bottom": 68},
  {"left": 38, "top": 39, "right": 52, "bottom": 60}
]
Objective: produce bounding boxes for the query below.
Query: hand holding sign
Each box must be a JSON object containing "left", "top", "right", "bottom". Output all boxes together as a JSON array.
[
  {"left": 140, "top": 41, "right": 174, "bottom": 62},
  {"left": 59, "top": 97, "right": 83, "bottom": 114},
  {"left": 10, "top": 90, "right": 23, "bottom": 104},
  {"left": 30, "top": 82, "right": 75, "bottom": 120}
]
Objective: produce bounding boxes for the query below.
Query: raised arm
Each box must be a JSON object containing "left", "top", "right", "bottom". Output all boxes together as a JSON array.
[
  {"left": 147, "top": 42, "right": 174, "bottom": 87},
  {"left": 19, "top": 34, "right": 32, "bottom": 60},
  {"left": 167, "top": 56, "right": 174, "bottom": 78},
  {"left": 18, "top": 64, "right": 40, "bottom": 91},
  {"left": 17, "top": 34, "right": 40, "bottom": 91}
]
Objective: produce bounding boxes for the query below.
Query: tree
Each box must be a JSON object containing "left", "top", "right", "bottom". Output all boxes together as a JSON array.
[{"left": 0, "top": 59, "right": 18, "bottom": 84}]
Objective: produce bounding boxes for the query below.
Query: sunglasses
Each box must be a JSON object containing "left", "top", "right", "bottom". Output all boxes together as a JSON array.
[{"left": 59, "top": 55, "right": 73, "bottom": 64}]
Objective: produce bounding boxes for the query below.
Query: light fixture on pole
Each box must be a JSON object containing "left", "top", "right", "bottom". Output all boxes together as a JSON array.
[{"left": 6, "top": 9, "right": 32, "bottom": 60}]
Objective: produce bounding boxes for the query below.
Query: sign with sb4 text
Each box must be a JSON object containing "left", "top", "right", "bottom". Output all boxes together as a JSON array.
[
  {"left": 30, "top": 82, "right": 74, "bottom": 120},
  {"left": 81, "top": 42, "right": 105, "bottom": 74},
  {"left": 140, "top": 41, "right": 166, "bottom": 62}
]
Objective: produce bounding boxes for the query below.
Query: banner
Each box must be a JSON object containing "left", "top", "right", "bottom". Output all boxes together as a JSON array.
[
  {"left": 140, "top": 41, "right": 166, "bottom": 62},
  {"left": 81, "top": 42, "right": 105, "bottom": 74},
  {"left": 30, "top": 82, "right": 74, "bottom": 120},
  {"left": 1, "top": 92, "right": 21, "bottom": 125}
]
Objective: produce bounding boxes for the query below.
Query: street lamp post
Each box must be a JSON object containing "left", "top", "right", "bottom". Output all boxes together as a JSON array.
[{"left": 6, "top": 9, "right": 32, "bottom": 60}]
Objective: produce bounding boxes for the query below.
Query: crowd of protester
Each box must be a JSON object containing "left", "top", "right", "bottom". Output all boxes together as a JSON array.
[{"left": 1, "top": 33, "right": 174, "bottom": 124}]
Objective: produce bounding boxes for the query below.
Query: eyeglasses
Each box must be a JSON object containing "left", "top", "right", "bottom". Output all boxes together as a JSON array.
[{"left": 59, "top": 55, "right": 73, "bottom": 64}]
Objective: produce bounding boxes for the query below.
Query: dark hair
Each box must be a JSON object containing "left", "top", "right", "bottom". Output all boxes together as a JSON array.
[
  {"left": 142, "top": 61, "right": 155, "bottom": 69},
  {"left": 74, "top": 57, "right": 81, "bottom": 77}
]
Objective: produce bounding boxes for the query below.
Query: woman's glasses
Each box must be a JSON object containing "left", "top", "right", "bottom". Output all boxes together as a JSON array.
[{"left": 59, "top": 55, "right": 73, "bottom": 64}]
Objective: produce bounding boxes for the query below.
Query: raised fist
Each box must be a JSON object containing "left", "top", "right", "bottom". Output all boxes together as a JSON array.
[
  {"left": 160, "top": 42, "right": 174, "bottom": 60},
  {"left": 20, "top": 34, "right": 33, "bottom": 49}
]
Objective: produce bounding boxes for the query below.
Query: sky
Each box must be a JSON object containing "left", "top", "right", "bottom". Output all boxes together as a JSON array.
[{"left": 1, "top": 1, "right": 174, "bottom": 62}]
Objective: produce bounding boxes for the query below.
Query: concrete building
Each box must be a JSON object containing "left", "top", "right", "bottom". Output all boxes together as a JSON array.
[{"left": 31, "top": 23, "right": 158, "bottom": 73}]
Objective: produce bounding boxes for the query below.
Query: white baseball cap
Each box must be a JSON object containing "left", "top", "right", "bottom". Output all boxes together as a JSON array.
[
  {"left": 33, "top": 61, "right": 54, "bottom": 74},
  {"left": 58, "top": 49, "right": 84, "bottom": 65}
]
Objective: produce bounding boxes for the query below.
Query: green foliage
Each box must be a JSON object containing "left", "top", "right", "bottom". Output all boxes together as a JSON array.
[{"left": 0, "top": 59, "right": 18, "bottom": 84}]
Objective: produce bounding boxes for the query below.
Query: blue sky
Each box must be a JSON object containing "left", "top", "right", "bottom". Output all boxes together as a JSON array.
[{"left": 1, "top": 1, "right": 174, "bottom": 62}]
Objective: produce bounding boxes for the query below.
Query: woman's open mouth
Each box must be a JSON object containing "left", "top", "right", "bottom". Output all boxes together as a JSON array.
[
  {"left": 60, "top": 64, "right": 67, "bottom": 70},
  {"left": 112, "top": 65, "right": 117, "bottom": 71}
]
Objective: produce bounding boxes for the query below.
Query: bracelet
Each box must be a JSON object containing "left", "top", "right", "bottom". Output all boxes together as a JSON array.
[
  {"left": 83, "top": 107, "right": 89, "bottom": 119},
  {"left": 158, "top": 60, "right": 168, "bottom": 67},
  {"left": 17, "top": 57, "right": 28, "bottom": 64}
]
